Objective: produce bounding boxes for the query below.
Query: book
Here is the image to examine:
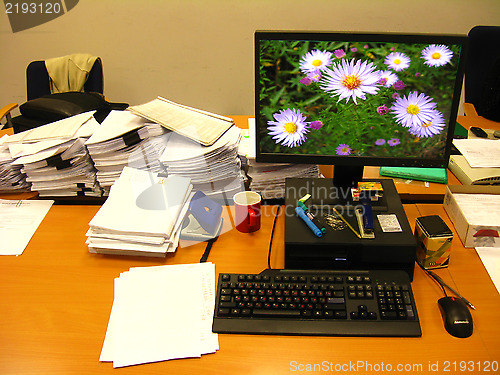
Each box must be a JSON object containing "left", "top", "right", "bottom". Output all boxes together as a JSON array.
[{"left": 127, "top": 97, "right": 234, "bottom": 146}]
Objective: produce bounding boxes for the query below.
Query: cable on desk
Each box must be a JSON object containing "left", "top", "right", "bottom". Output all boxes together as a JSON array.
[
  {"left": 267, "top": 205, "right": 281, "bottom": 270},
  {"left": 417, "top": 262, "right": 447, "bottom": 297}
]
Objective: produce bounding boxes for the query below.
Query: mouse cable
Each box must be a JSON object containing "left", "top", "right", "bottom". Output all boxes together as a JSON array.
[
  {"left": 417, "top": 262, "right": 448, "bottom": 297},
  {"left": 267, "top": 205, "right": 282, "bottom": 270}
]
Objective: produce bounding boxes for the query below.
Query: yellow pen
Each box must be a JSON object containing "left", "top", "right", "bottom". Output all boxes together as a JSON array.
[{"left": 332, "top": 208, "right": 362, "bottom": 239}]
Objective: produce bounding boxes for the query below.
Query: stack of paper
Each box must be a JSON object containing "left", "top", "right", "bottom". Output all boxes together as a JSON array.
[
  {"left": 6, "top": 112, "right": 101, "bottom": 197},
  {"left": 0, "top": 135, "right": 30, "bottom": 192},
  {"left": 128, "top": 96, "right": 234, "bottom": 146},
  {"left": 246, "top": 160, "right": 320, "bottom": 199},
  {"left": 160, "top": 125, "right": 245, "bottom": 202},
  {"left": 100, "top": 262, "right": 218, "bottom": 368},
  {"left": 87, "top": 167, "right": 193, "bottom": 257},
  {"left": 237, "top": 118, "right": 321, "bottom": 199},
  {"left": 85, "top": 110, "right": 170, "bottom": 195}
]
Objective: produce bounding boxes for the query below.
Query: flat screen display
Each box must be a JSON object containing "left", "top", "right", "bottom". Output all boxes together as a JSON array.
[{"left": 255, "top": 31, "right": 468, "bottom": 171}]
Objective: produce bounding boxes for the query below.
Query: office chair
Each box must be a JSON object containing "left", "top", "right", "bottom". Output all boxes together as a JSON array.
[
  {"left": 26, "top": 56, "right": 103, "bottom": 101},
  {"left": 0, "top": 54, "right": 107, "bottom": 132},
  {"left": 463, "top": 25, "right": 500, "bottom": 122}
]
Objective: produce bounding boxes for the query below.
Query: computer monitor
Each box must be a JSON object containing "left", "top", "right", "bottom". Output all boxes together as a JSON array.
[{"left": 255, "top": 31, "right": 468, "bottom": 190}]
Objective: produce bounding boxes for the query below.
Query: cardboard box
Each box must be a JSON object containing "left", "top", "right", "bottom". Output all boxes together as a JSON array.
[
  {"left": 415, "top": 215, "right": 453, "bottom": 269},
  {"left": 443, "top": 185, "right": 500, "bottom": 248}
]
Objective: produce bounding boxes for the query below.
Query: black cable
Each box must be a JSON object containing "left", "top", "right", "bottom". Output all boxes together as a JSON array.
[
  {"left": 267, "top": 205, "right": 281, "bottom": 270},
  {"left": 417, "top": 262, "right": 448, "bottom": 297}
]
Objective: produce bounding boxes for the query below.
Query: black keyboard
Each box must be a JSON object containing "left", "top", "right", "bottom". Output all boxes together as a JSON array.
[{"left": 213, "top": 269, "right": 421, "bottom": 337}]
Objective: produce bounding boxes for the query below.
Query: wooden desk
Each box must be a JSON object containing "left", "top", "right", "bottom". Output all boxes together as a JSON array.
[{"left": 1, "top": 203, "right": 498, "bottom": 374}]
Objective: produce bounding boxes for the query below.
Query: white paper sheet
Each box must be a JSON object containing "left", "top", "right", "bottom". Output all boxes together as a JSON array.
[
  {"left": 475, "top": 247, "right": 500, "bottom": 294},
  {"left": 452, "top": 138, "right": 500, "bottom": 168},
  {"left": 0, "top": 199, "right": 54, "bottom": 255}
]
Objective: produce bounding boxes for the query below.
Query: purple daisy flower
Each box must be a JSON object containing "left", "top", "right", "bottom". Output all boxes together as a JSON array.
[
  {"left": 336, "top": 144, "right": 352, "bottom": 155},
  {"left": 408, "top": 110, "right": 446, "bottom": 138},
  {"left": 299, "top": 50, "right": 333, "bottom": 74},
  {"left": 267, "top": 108, "right": 309, "bottom": 148},
  {"left": 375, "top": 139, "right": 386, "bottom": 146},
  {"left": 320, "top": 58, "right": 381, "bottom": 104},
  {"left": 387, "top": 138, "right": 400, "bottom": 146},
  {"left": 391, "top": 91, "right": 438, "bottom": 129}
]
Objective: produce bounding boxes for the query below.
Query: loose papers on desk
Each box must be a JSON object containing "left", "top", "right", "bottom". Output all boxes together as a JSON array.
[
  {"left": 238, "top": 118, "right": 320, "bottom": 199},
  {"left": 0, "top": 199, "right": 53, "bottom": 255},
  {"left": 87, "top": 167, "right": 193, "bottom": 257},
  {"left": 452, "top": 138, "right": 500, "bottom": 168},
  {"left": 475, "top": 247, "right": 500, "bottom": 294},
  {"left": 160, "top": 125, "right": 244, "bottom": 202},
  {"left": 128, "top": 96, "right": 234, "bottom": 146},
  {"left": 100, "top": 262, "right": 218, "bottom": 368},
  {"left": 85, "top": 110, "right": 170, "bottom": 195}
]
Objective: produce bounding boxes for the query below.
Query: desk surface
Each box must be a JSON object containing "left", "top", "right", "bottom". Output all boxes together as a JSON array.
[{"left": 1, "top": 203, "right": 499, "bottom": 374}]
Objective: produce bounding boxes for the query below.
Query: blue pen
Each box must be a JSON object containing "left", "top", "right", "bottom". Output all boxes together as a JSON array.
[{"left": 295, "top": 206, "right": 323, "bottom": 237}]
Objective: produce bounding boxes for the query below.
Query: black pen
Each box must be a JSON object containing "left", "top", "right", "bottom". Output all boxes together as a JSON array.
[{"left": 428, "top": 270, "right": 475, "bottom": 310}]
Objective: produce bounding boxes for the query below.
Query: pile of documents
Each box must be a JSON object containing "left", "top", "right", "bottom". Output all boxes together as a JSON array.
[
  {"left": 85, "top": 110, "right": 170, "bottom": 195},
  {"left": 100, "top": 262, "right": 218, "bottom": 368},
  {"left": 4, "top": 112, "right": 102, "bottom": 197},
  {"left": 160, "top": 125, "right": 245, "bottom": 202},
  {"left": 246, "top": 160, "right": 320, "bottom": 199},
  {"left": 0, "top": 135, "right": 30, "bottom": 192},
  {"left": 86, "top": 167, "right": 193, "bottom": 257},
  {"left": 128, "top": 96, "right": 234, "bottom": 146},
  {"left": 237, "top": 118, "right": 321, "bottom": 199}
]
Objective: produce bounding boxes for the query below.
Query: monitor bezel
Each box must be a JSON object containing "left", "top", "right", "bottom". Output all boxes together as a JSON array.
[{"left": 254, "top": 30, "right": 469, "bottom": 169}]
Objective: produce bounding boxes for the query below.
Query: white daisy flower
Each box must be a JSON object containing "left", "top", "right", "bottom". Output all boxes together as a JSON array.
[
  {"left": 299, "top": 50, "right": 333, "bottom": 74},
  {"left": 391, "top": 91, "right": 438, "bottom": 129},
  {"left": 319, "top": 58, "right": 381, "bottom": 104},
  {"left": 408, "top": 109, "right": 446, "bottom": 138},
  {"left": 421, "top": 44, "right": 453, "bottom": 67},
  {"left": 267, "top": 108, "right": 309, "bottom": 148},
  {"left": 378, "top": 70, "right": 399, "bottom": 87},
  {"left": 384, "top": 52, "right": 411, "bottom": 71}
]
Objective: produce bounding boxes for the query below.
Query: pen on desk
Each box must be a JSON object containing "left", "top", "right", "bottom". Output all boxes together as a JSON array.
[
  {"left": 297, "top": 201, "right": 327, "bottom": 234},
  {"left": 332, "top": 207, "right": 362, "bottom": 239},
  {"left": 428, "top": 270, "right": 476, "bottom": 310},
  {"left": 295, "top": 206, "right": 323, "bottom": 238}
]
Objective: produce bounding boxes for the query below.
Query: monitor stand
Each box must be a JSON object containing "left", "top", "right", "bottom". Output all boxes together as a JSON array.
[{"left": 283, "top": 178, "right": 417, "bottom": 280}]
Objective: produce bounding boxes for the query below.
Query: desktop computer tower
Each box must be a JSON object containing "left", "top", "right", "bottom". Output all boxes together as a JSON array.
[{"left": 284, "top": 178, "right": 417, "bottom": 280}]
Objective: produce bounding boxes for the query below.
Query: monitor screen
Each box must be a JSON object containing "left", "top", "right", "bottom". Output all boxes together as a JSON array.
[{"left": 255, "top": 31, "right": 468, "bottom": 187}]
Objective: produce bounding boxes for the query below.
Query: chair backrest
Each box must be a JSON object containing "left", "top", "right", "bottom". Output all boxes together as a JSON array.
[
  {"left": 26, "top": 58, "right": 103, "bottom": 101},
  {"left": 465, "top": 26, "right": 500, "bottom": 121}
]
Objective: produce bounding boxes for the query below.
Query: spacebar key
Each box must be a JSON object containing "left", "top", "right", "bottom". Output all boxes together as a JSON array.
[{"left": 252, "top": 309, "right": 301, "bottom": 318}]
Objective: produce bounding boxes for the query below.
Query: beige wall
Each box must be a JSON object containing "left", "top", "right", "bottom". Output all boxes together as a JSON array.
[{"left": 1, "top": 0, "right": 499, "bottom": 117}]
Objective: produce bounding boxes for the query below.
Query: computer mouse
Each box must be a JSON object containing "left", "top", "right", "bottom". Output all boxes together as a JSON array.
[{"left": 438, "top": 296, "right": 473, "bottom": 338}]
